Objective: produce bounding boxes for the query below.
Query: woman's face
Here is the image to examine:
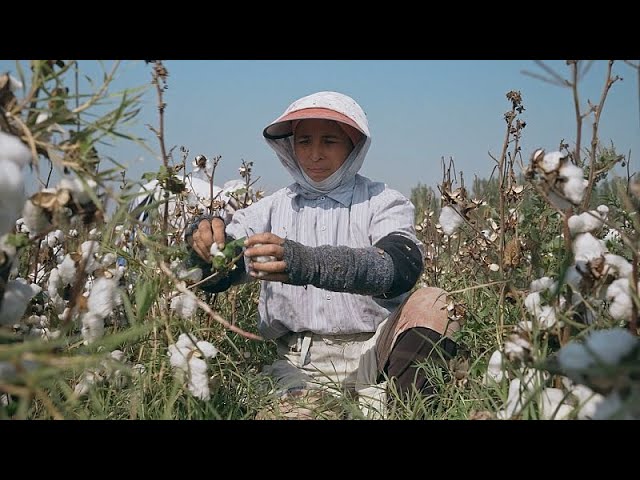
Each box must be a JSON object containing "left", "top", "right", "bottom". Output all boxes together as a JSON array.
[{"left": 293, "top": 119, "right": 354, "bottom": 182}]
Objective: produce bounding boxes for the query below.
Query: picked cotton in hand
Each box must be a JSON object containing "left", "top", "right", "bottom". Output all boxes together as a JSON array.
[{"left": 249, "top": 243, "right": 276, "bottom": 279}]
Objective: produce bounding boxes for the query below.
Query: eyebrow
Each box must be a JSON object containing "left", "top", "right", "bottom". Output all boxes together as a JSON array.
[{"left": 296, "top": 134, "right": 342, "bottom": 139}]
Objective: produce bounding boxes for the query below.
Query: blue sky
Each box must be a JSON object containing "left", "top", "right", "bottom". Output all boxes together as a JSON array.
[{"left": 3, "top": 60, "right": 639, "bottom": 197}]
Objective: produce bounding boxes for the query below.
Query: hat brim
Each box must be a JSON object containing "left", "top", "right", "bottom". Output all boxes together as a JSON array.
[{"left": 263, "top": 107, "right": 364, "bottom": 140}]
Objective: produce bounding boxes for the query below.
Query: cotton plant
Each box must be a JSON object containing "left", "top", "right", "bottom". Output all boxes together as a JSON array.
[
  {"left": 170, "top": 292, "right": 199, "bottom": 320},
  {"left": 80, "top": 277, "right": 122, "bottom": 345},
  {"left": 438, "top": 205, "right": 464, "bottom": 236},
  {"left": 74, "top": 350, "right": 131, "bottom": 398},
  {"left": 527, "top": 150, "right": 588, "bottom": 210},
  {"left": 168, "top": 333, "right": 218, "bottom": 400},
  {"left": 551, "top": 328, "right": 640, "bottom": 419}
]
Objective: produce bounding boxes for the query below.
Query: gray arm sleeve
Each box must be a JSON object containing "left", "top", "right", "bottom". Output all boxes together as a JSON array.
[{"left": 282, "top": 239, "right": 394, "bottom": 296}]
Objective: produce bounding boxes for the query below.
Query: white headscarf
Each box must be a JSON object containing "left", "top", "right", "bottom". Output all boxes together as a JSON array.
[{"left": 263, "top": 91, "right": 372, "bottom": 198}]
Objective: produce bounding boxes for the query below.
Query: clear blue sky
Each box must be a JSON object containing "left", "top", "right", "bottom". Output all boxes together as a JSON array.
[{"left": 3, "top": 60, "right": 639, "bottom": 197}]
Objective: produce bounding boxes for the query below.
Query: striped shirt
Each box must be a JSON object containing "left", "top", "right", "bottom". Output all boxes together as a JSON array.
[{"left": 226, "top": 173, "right": 422, "bottom": 339}]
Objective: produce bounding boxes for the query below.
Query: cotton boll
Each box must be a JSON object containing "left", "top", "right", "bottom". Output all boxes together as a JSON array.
[
  {"left": 81, "top": 312, "right": 104, "bottom": 345},
  {"left": 557, "top": 342, "right": 593, "bottom": 380},
  {"left": 58, "top": 176, "right": 97, "bottom": 206},
  {"left": 603, "top": 254, "right": 633, "bottom": 279},
  {"left": 567, "top": 383, "right": 605, "bottom": 420},
  {"left": 504, "top": 335, "right": 531, "bottom": 361},
  {"left": 568, "top": 210, "right": 606, "bottom": 236},
  {"left": 524, "top": 292, "right": 542, "bottom": 315},
  {"left": 22, "top": 200, "right": 52, "bottom": 237},
  {"left": 0, "top": 159, "right": 25, "bottom": 236},
  {"left": 573, "top": 233, "right": 607, "bottom": 262},
  {"left": 57, "top": 254, "right": 77, "bottom": 286},
  {"left": 497, "top": 378, "right": 525, "bottom": 420},
  {"left": 438, "top": 205, "right": 464, "bottom": 236},
  {"left": 87, "top": 277, "right": 119, "bottom": 319},
  {"left": 540, "top": 151, "right": 563, "bottom": 173},
  {"left": 484, "top": 350, "right": 505, "bottom": 384},
  {"left": 170, "top": 293, "right": 199, "bottom": 319},
  {"left": 530, "top": 277, "right": 555, "bottom": 293},
  {"left": 606, "top": 278, "right": 633, "bottom": 321},
  {"left": 592, "top": 391, "right": 633, "bottom": 420},
  {"left": 559, "top": 163, "right": 587, "bottom": 205},
  {"left": 195, "top": 340, "right": 218, "bottom": 359},
  {"left": 0, "top": 131, "right": 32, "bottom": 169},
  {"left": 539, "top": 387, "right": 574, "bottom": 420}
]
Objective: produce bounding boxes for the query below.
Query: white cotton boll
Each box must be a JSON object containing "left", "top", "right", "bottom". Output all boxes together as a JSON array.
[
  {"left": 520, "top": 368, "right": 550, "bottom": 394},
  {"left": 100, "top": 252, "right": 117, "bottom": 267},
  {"left": 195, "top": 340, "right": 218, "bottom": 359},
  {"left": 497, "top": 378, "right": 525, "bottom": 420},
  {"left": 603, "top": 254, "right": 633, "bottom": 279},
  {"left": 484, "top": 350, "right": 505, "bottom": 384},
  {"left": 438, "top": 205, "right": 464, "bottom": 236},
  {"left": 608, "top": 291, "right": 633, "bottom": 321},
  {"left": 530, "top": 277, "right": 555, "bottom": 293},
  {"left": 560, "top": 162, "right": 589, "bottom": 205},
  {"left": 170, "top": 293, "right": 199, "bottom": 319},
  {"left": 0, "top": 159, "right": 25, "bottom": 236},
  {"left": 187, "top": 365, "right": 211, "bottom": 400},
  {"left": 47, "top": 268, "right": 61, "bottom": 297},
  {"left": 504, "top": 335, "right": 531, "bottom": 361},
  {"left": 568, "top": 210, "right": 605, "bottom": 236},
  {"left": 73, "top": 370, "right": 103, "bottom": 398},
  {"left": 88, "top": 277, "right": 120, "bottom": 318},
  {"left": 168, "top": 344, "right": 190, "bottom": 370},
  {"left": 57, "top": 255, "right": 77, "bottom": 286},
  {"left": 540, "top": 151, "right": 563, "bottom": 173},
  {"left": 584, "top": 328, "right": 637, "bottom": 366},
  {"left": 516, "top": 320, "right": 534, "bottom": 333},
  {"left": 539, "top": 388, "right": 574, "bottom": 420},
  {"left": 68, "top": 228, "right": 78, "bottom": 238},
  {"left": 210, "top": 243, "right": 224, "bottom": 258},
  {"left": 58, "top": 176, "right": 97, "bottom": 206},
  {"left": 606, "top": 278, "right": 633, "bottom": 321},
  {"left": 22, "top": 200, "right": 52, "bottom": 237},
  {"left": 0, "top": 279, "right": 37, "bottom": 325},
  {"left": 573, "top": 233, "right": 607, "bottom": 262},
  {"left": 0, "top": 131, "right": 32, "bottom": 169},
  {"left": 80, "top": 240, "right": 100, "bottom": 273},
  {"left": 568, "top": 384, "right": 605, "bottom": 420},
  {"left": 537, "top": 305, "right": 558, "bottom": 329},
  {"left": 175, "top": 332, "right": 198, "bottom": 350},
  {"left": 81, "top": 312, "right": 104, "bottom": 345},
  {"left": 524, "top": 292, "right": 542, "bottom": 316}
]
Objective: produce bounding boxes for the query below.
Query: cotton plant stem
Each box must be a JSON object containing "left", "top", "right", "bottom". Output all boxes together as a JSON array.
[{"left": 159, "top": 262, "right": 262, "bottom": 341}]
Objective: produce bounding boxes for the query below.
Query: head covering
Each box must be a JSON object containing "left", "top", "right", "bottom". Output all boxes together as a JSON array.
[
  {"left": 290, "top": 118, "right": 363, "bottom": 148},
  {"left": 263, "top": 91, "right": 371, "bottom": 196}
]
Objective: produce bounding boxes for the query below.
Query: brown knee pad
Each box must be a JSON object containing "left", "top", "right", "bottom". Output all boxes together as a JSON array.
[{"left": 384, "top": 327, "right": 457, "bottom": 398}]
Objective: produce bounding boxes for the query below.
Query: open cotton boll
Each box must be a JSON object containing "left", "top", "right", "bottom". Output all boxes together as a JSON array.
[
  {"left": 0, "top": 131, "right": 32, "bottom": 168},
  {"left": 497, "top": 378, "right": 525, "bottom": 420},
  {"left": 186, "top": 358, "right": 211, "bottom": 400},
  {"left": 170, "top": 293, "right": 199, "bottom": 319},
  {"left": 569, "top": 384, "right": 604, "bottom": 420},
  {"left": 87, "top": 277, "right": 119, "bottom": 319},
  {"left": 504, "top": 335, "right": 531, "bottom": 361},
  {"left": 0, "top": 159, "right": 25, "bottom": 236},
  {"left": 81, "top": 312, "right": 104, "bottom": 345},
  {"left": 21, "top": 199, "right": 52, "bottom": 237},
  {"left": 195, "top": 340, "right": 218, "bottom": 359},
  {"left": 484, "top": 350, "right": 505, "bottom": 384},
  {"left": 58, "top": 176, "right": 97, "bottom": 206},
  {"left": 57, "top": 254, "right": 77, "bottom": 286},
  {"left": 539, "top": 387, "right": 574, "bottom": 420},
  {"left": 438, "top": 205, "right": 463, "bottom": 236},
  {"left": 539, "top": 151, "right": 563, "bottom": 173},
  {"left": 606, "top": 278, "right": 633, "bottom": 321},
  {"left": 0, "top": 279, "right": 38, "bottom": 325},
  {"left": 530, "top": 276, "right": 555, "bottom": 293},
  {"left": 603, "top": 254, "right": 633, "bottom": 279},
  {"left": 573, "top": 233, "right": 607, "bottom": 262},
  {"left": 568, "top": 209, "right": 607, "bottom": 236},
  {"left": 559, "top": 163, "right": 587, "bottom": 204}
]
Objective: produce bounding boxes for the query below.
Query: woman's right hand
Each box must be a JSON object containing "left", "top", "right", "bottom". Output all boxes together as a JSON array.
[{"left": 188, "top": 217, "right": 227, "bottom": 262}]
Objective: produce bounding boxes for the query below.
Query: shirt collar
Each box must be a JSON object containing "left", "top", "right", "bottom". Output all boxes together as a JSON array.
[{"left": 287, "top": 176, "right": 355, "bottom": 207}]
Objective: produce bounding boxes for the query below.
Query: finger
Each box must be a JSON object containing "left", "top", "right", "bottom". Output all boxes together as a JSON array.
[
  {"left": 194, "top": 242, "right": 210, "bottom": 262},
  {"left": 248, "top": 260, "right": 288, "bottom": 274},
  {"left": 245, "top": 244, "right": 284, "bottom": 259},
  {"left": 245, "top": 233, "right": 285, "bottom": 247},
  {"left": 211, "top": 218, "right": 226, "bottom": 248},
  {"left": 197, "top": 220, "right": 214, "bottom": 250}
]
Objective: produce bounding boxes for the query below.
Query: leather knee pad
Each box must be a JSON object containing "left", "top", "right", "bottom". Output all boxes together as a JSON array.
[{"left": 384, "top": 327, "right": 457, "bottom": 398}]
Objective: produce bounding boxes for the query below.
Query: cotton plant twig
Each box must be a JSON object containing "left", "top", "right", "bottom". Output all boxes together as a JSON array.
[{"left": 158, "top": 261, "right": 263, "bottom": 341}]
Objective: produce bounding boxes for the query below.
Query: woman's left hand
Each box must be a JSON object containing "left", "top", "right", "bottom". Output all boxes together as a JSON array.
[{"left": 244, "top": 233, "right": 289, "bottom": 282}]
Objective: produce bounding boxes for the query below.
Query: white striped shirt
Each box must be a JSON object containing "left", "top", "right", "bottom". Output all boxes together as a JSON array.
[{"left": 226, "top": 174, "right": 422, "bottom": 339}]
